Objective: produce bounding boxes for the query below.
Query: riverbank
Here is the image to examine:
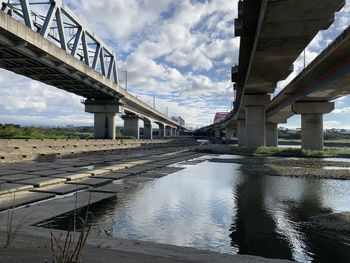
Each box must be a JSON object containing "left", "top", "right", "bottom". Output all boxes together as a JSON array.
[
  {"left": 196, "top": 144, "right": 350, "bottom": 158},
  {"left": 210, "top": 155, "right": 350, "bottom": 180}
]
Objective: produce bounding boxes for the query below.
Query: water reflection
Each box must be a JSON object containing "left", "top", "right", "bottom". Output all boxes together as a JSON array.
[
  {"left": 45, "top": 157, "right": 350, "bottom": 262},
  {"left": 107, "top": 162, "right": 242, "bottom": 254}
]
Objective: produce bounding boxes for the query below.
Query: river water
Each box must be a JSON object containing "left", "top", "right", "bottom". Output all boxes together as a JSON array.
[{"left": 44, "top": 155, "right": 350, "bottom": 262}]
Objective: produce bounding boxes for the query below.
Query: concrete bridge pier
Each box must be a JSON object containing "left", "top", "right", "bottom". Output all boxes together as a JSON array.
[
  {"left": 237, "top": 119, "right": 246, "bottom": 146},
  {"left": 294, "top": 102, "right": 334, "bottom": 150},
  {"left": 225, "top": 126, "right": 234, "bottom": 143},
  {"left": 157, "top": 123, "right": 166, "bottom": 138},
  {"left": 244, "top": 95, "right": 270, "bottom": 149},
  {"left": 123, "top": 115, "right": 140, "bottom": 139},
  {"left": 214, "top": 128, "right": 221, "bottom": 138},
  {"left": 171, "top": 127, "right": 176, "bottom": 137},
  {"left": 143, "top": 120, "right": 153, "bottom": 140},
  {"left": 266, "top": 123, "right": 278, "bottom": 147},
  {"left": 166, "top": 126, "right": 172, "bottom": 137},
  {"left": 84, "top": 99, "right": 121, "bottom": 139}
]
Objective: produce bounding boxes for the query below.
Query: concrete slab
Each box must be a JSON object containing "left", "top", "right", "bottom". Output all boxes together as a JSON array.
[
  {"left": 11, "top": 166, "right": 49, "bottom": 172},
  {"left": 67, "top": 178, "right": 112, "bottom": 187},
  {"left": 88, "top": 169, "right": 110, "bottom": 176},
  {"left": 54, "top": 166, "right": 88, "bottom": 172},
  {"left": 0, "top": 183, "right": 33, "bottom": 195},
  {"left": 30, "top": 184, "right": 88, "bottom": 195},
  {"left": 27, "top": 170, "right": 66, "bottom": 176},
  {"left": 16, "top": 177, "right": 66, "bottom": 188},
  {"left": 0, "top": 191, "right": 55, "bottom": 211},
  {"left": 0, "top": 191, "right": 116, "bottom": 226},
  {"left": 95, "top": 173, "right": 131, "bottom": 180},
  {"left": 0, "top": 169, "right": 23, "bottom": 176},
  {"left": 114, "top": 167, "right": 149, "bottom": 175},
  {"left": 49, "top": 172, "right": 92, "bottom": 181},
  {"left": 90, "top": 183, "right": 129, "bottom": 194},
  {"left": 0, "top": 174, "right": 40, "bottom": 183}
]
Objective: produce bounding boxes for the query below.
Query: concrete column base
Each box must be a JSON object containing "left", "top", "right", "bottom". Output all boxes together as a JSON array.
[
  {"left": 123, "top": 116, "right": 140, "bottom": 139},
  {"left": 294, "top": 102, "right": 334, "bottom": 151},
  {"left": 238, "top": 120, "right": 246, "bottom": 146},
  {"left": 266, "top": 123, "right": 278, "bottom": 147},
  {"left": 84, "top": 99, "right": 121, "bottom": 139}
]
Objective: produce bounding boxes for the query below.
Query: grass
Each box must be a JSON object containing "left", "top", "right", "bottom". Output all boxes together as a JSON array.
[
  {"left": 0, "top": 124, "right": 134, "bottom": 140},
  {"left": 196, "top": 145, "right": 350, "bottom": 158}
]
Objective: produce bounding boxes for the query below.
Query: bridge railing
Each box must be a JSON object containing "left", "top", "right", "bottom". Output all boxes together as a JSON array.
[{"left": 1, "top": 0, "right": 119, "bottom": 84}]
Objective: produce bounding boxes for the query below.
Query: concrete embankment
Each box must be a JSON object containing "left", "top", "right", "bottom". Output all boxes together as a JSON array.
[
  {"left": 0, "top": 139, "right": 295, "bottom": 263},
  {"left": 0, "top": 138, "right": 199, "bottom": 163}
]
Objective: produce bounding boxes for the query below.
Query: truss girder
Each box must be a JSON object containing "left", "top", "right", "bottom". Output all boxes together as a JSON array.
[{"left": 1, "top": 0, "right": 119, "bottom": 84}]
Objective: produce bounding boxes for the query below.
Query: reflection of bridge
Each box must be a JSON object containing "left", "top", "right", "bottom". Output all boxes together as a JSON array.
[
  {"left": 199, "top": 0, "right": 348, "bottom": 150},
  {"left": 0, "top": 0, "right": 183, "bottom": 139}
]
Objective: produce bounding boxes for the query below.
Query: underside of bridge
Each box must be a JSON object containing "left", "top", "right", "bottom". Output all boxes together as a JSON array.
[
  {"left": 232, "top": 0, "right": 345, "bottom": 149},
  {"left": 0, "top": 7, "right": 183, "bottom": 139}
]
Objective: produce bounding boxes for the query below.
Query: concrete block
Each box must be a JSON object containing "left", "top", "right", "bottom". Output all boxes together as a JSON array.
[
  {"left": 67, "top": 178, "right": 113, "bottom": 187},
  {"left": 30, "top": 184, "right": 89, "bottom": 195},
  {"left": 49, "top": 172, "right": 93, "bottom": 181},
  {"left": 0, "top": 183, "right": 33, "bottom": 195},
  {"left": 89, "top": 183, "right": 129, "bottom": 194},
  {"left": 95, "top": 173, "right": 131, "bottom": 180},
  {"left": 0, "top": 174, "right": 40, "bottom": 183},
  {"left": 0, "top": 191, "right": 55, "bottom": 211},
  {"left": 16, "top": 177, "right": 66, "bottom": 188},
  {"left": 0, "top": 169, "right": 23, "bottom": 176},
  {"left": 28, "top": 169, "right": 67, "bottom": 176}
]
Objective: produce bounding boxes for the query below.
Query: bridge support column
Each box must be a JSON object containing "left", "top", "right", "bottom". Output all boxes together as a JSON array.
[
  {"left": 225, "top": 126, "right": 234, "bottom": 143},
  {"left": 214, "top": 128, "right": 221, "bottom": 138},
  {"left": 158, "top": 123, "right": 166, "bottom": 138},
  {"left": 166, "top": 126, "right": 171, "bottom": 137},
  {"left": 123, "top": 115, "right": 140, "bottom": 139},
  {"left": 244, "top": 95, "right": 270, "bottom": 149},
  {"left": 84, "top": 99, "right": 121, "bottom": 139},
  {"left": 144, "top": 121, "right": 153, "bottom": 140},
  {"left": 171, "top": 127, "right": 177, "bottom": 137},
  {"left": 294, "top": 102, "right": 334, "bottom": 151},
  {"left": 266, "top": 123, "right": 278, "bottom": 147},
  {"left": 237, "top": 119, "right": 246, "bottom": 146}
]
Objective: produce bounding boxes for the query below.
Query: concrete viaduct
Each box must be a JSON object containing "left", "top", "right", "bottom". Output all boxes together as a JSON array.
[
  {"left": 0, "top": 0, "right": 184, "bottom": 140},
  {"left": 198, "top": 0, "right": 347, "bottom": 151}
]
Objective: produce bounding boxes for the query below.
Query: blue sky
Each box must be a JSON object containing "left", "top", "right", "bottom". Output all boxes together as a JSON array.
[{"left": 0, "top": 0, "right": 349, "bottom": 129}]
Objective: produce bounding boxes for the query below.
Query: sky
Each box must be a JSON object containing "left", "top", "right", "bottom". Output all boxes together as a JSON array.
[{"left": 0, "top": 0, "right": 349, "bottom": 129}]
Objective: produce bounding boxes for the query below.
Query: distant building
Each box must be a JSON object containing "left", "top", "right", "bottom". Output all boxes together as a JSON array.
[{"left": 213, "top": 112, "right": 229, "bottom": 124}]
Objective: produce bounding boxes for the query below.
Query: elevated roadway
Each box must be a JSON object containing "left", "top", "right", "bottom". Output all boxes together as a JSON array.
[
  {"left": 232, "top": 0, "right": 345, "bottom": 148},
  {"left": 0, "top": 0, "right": 183, "bottom": 139}
]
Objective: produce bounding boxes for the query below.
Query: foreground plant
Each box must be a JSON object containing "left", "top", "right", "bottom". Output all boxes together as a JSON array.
[
  {"left": 3, "top": 193, "right": 28, "bottom": 248},
  {"left": 50, "top": 194, "right": 92, "bottom": 263}
]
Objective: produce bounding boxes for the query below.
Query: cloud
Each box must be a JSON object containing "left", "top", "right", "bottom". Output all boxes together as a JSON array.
[{"left": 2, "top": 0, "right": 350, "bottom": 129}]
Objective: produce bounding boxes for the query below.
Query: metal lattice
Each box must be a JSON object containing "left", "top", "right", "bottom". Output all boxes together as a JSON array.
[{"left": 1, "top": 0, "right": 119, "bottom": 84}]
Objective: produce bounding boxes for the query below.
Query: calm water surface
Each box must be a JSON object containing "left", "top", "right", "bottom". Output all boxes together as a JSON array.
[{"left": 45, "top": 156, "right": 350, "bottom": 262}]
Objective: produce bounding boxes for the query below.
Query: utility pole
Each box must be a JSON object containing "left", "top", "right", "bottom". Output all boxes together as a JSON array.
[
  {"left": 121, "top": 70, "right": 128, "bottom": 91},
  {"left": 153, "top": 95, "right": 156, "bottom": 109},
  {"left": 166, "top": 107, "right": 168, "bottom": 117}
]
